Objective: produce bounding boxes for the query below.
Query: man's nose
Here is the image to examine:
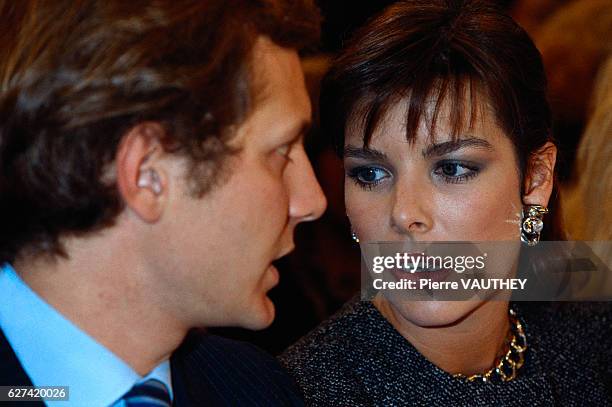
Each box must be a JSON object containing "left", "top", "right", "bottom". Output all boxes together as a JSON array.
[{"left": 287, "top": 148, "right": 327, "bottom": 223}]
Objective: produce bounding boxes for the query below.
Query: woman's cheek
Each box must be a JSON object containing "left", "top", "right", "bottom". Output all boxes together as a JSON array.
[
  {"left": 345, "top": 189, "right": 385, "bottom": 239},
  {"left": 438, "top": 179, "right": 521, "bottom": 241}
]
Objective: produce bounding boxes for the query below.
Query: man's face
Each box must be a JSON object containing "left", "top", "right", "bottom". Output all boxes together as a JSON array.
[{"left": 149, "top": 37, "right": 326, "bottom": 330}]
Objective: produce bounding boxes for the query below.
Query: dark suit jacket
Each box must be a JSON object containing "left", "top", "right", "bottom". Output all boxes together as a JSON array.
[{"left": 0, "top": 329, "right": 304, "bottom": 406}]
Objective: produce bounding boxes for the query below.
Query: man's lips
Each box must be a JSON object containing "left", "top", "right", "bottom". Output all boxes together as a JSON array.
[
  {"left": 274, "top": 245, "right": 295, "bottom": 261},
  {"left": 268, "top": 263, "right": 280, "bottom": 283}
]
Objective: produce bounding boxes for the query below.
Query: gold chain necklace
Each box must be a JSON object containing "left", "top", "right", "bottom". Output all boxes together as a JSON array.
[{"left": 453, "top": 309, "right": 527, "bottom": 383}]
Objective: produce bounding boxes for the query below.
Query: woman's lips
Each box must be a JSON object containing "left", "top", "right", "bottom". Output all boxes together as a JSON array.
[
  {"left": 388, "top": 266, "right": 453, "bottom": 283},
  {"left": 375, "top": 251, "right": 452, "bottom": 283}
]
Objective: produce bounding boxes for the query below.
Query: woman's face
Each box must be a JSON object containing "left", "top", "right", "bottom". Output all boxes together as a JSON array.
[{"left": 344, "top": 95, "right": 525, "bottom": 326}]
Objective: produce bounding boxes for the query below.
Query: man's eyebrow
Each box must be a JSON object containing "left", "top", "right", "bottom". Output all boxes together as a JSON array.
[
  {"left": 344, "top": 145, "right": 388, "bottom": 161},
  {"left": 422, "top": 137, "right": 493, "bottom": 157},
  {"left": 290, "top": 120, "right": 311, "bottom": 143}
]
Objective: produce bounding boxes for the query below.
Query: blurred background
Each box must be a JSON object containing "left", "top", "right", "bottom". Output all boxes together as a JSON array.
[{"left": 211, "top": 0, "right": 612, "bottom": 354}]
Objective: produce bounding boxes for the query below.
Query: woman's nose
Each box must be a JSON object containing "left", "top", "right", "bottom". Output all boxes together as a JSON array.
[{"left": 390, "top": 179, "right": 433, "bottom": 236}]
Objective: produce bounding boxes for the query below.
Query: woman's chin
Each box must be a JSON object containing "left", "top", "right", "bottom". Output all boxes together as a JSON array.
[{"left": 382, "top": 297, "right": 485, "bottom": 328}]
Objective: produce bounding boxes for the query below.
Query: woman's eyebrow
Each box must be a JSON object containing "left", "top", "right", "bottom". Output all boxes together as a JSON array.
[
  {"left": 344, "top": 145, "right": 389, "bottom": 161},
  {"left": 422, "top": 137, "right": 494, "bottom": 157}
]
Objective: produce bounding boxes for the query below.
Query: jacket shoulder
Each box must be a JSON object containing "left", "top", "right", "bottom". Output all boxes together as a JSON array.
[
  {"left": 279, "top": 299, "right": 377, "bottom": 406},
  {"left": 173, "top": 332, "right": 304, "bottom": 406}
]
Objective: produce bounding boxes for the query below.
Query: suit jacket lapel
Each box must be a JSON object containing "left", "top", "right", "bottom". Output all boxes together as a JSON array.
[
  {"left": 170, "top": 329, "right": 207, "bottom": 407},
  {"left": 0, "top": 328, "right": 34, "bottom": 386},
  {"left": 170, "top": 356, "right": 191, "bottom": 407}
]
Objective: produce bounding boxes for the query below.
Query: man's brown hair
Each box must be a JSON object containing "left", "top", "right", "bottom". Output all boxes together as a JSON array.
[{"left": 0, "top": 0, "right": 320, "bottom": 262}]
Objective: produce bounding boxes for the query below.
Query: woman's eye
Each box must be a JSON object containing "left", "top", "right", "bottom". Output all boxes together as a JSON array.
[
  {"left": 433, "top": 161, "right": 479, "bottom": 183},
  {"left": 347, "top": 166, "right": 390, "bottom": 189},
  {"left": 439, "top": 163, "right": 469, "bottom": 177}
]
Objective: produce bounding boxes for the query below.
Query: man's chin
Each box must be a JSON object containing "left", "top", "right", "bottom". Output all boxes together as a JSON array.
[{"left": 239, "top": 295, "right": 276, "bottom": 331}]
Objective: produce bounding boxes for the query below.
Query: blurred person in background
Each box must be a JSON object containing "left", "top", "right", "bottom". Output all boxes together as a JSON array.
[
  {"left": 510, "top": 0, "right": 572, "bottom": 35},
  {"left": 561, "top": 56, "right": 612, "bottom": 266},
  {"left": 531, "top": 0, "right": 612, "bottom": 181}
]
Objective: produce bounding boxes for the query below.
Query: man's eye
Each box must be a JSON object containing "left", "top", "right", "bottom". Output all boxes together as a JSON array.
[{"left": 276, "top": 144, "right": 290, "bottom": 158}]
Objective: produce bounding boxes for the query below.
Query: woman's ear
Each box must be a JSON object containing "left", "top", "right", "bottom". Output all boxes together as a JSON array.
[{"left": 522, "top": 141, "right": 557, "bottom": 207}]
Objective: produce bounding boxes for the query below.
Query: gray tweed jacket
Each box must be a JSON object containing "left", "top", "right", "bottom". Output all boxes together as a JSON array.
[{"left": 280, "top": 297, "right": 612, "bottom": 406}]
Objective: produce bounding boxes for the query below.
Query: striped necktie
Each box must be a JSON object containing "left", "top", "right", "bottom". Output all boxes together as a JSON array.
[{"left": 122, "top": 378, "right": 172, "bottom": 407}]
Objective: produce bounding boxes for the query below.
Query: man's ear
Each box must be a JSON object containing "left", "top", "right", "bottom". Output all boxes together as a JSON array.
[
  {"left": 522, "top": 141, "right": 557, "bottom": 207},
  {"left": 115, "top": 122, "right": 169, "bottom": 223}
]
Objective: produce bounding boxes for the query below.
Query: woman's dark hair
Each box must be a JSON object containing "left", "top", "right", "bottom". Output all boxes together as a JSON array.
[
  {"left": 320, "top": 0, "right": 563, "bottom": 239},
  {"left": 0, "top": 0, "right": 320, "bottom": 263}
]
